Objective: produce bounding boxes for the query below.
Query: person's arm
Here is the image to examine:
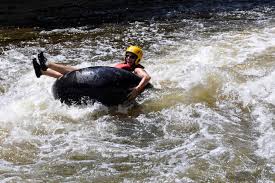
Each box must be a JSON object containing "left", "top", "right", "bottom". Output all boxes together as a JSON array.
[{"left": 128, "top": 68, "right": 151, "bottom": 100}]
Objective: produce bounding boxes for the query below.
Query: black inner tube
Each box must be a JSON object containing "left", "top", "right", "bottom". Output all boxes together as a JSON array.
[{"left": 52, "top": 66, "right": 149, "bottom": 105}]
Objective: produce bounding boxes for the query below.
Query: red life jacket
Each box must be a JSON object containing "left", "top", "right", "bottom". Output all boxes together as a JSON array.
[{"left": 114, "top": 63, "right": 144, "bottom": 72}]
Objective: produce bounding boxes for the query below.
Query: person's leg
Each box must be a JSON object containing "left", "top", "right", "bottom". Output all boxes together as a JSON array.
[
  {"left": 33, "top": 52, "right": 78, "bottom": 78},
  {"left": 41, "top": 68, "right": 63, "bottom": 78},
  {"left": 33, "top": 58, "right": 63, "bottom": 79},
  {"left": 38, "top": 51, "right": 78, "bottom": 74},
  {"left": 47, "top": 62, "right": 78, "bottom": 74}
]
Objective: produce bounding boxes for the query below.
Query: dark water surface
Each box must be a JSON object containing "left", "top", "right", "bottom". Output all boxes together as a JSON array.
[{"left": 0, "top": 2, "right": 275, "bottom": 182}]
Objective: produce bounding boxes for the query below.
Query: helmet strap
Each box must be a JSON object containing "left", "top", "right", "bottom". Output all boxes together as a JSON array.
[{"left": 135, "top": 59, "right": 140, "bottom": 65}]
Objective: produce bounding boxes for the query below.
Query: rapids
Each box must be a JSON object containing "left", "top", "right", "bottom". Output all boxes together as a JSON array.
[{"left": 0, "top": 2, "right": 275, "bottom": 182}]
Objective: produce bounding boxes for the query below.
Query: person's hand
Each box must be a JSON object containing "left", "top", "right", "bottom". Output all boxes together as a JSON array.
[{"left": 127, "top": 87, "right": 140, "bottom": 101}]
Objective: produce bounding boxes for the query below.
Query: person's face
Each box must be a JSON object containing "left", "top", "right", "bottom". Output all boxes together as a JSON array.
[{"left": 125, "top": 52, "right": 137, "bottom": 66}]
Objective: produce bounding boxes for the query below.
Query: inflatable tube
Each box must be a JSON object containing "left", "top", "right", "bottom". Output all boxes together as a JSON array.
[{"left": 52, "top": 66, "right": 148, "bottom": 105}]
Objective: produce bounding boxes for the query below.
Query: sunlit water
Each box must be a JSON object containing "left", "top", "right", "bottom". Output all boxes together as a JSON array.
[{"left": 1, "top": 3, "right": 275, "bottom": 182}]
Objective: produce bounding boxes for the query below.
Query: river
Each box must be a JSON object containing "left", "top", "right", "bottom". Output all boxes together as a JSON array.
[{"left": 0, "top": 2, "right": 275, "bottom": 182}]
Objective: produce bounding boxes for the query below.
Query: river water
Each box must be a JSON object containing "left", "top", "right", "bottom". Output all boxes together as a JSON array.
[{"left": 0, "top": 2, "right": 275, "bottom": 182}]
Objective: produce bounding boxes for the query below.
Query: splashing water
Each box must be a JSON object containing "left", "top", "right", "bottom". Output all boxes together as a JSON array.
[{"left": 0, "top": 2, "right": 275, "bottom": 182}]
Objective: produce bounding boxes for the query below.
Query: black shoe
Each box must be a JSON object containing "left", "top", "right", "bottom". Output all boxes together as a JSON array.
[
  {"left": 32, "top": 58, "right": 42, "bottom": 78},
  {"left": 38, "top": 52, "right": 48, "bottom": 71}
]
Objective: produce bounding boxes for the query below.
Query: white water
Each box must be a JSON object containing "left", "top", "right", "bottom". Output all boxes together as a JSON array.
[{"left": 0, "top": 9, "right": 275, "bottom": 182}]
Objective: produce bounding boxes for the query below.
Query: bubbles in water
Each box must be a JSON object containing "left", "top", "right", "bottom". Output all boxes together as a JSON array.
[{"left": 1, "top": 5, "right": 275, "bottom": 181}]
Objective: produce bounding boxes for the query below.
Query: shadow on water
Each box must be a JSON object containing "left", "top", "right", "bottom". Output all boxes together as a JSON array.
[
  {"left": 96, "top": 73, "right": 223, "bottom": 148},
  {"left": 130, "top": 73, "right": 223, "bottom": 114},
  {"left": 1, "top": 0, "right": 274, "bottom": 28}
]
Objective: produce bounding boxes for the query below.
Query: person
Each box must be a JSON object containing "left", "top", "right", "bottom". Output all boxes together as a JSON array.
[{"left": 32, "top": 46, "right": 151, "bottom": 100}]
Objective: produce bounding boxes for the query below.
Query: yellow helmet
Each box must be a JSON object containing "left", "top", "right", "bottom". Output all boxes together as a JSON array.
[{"left": 126, "top": 46, "right": 143, "bottom": 65}]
